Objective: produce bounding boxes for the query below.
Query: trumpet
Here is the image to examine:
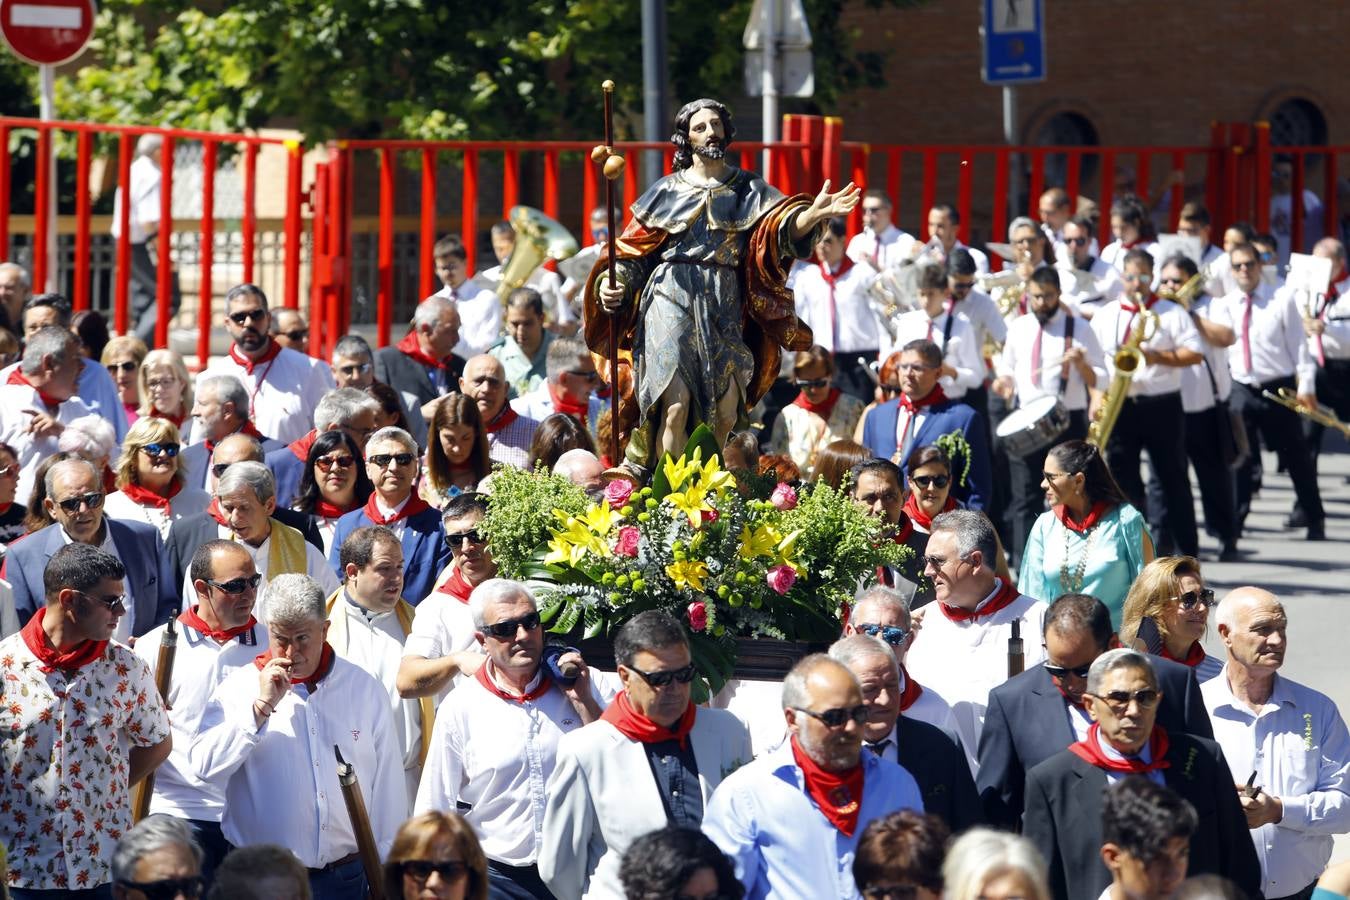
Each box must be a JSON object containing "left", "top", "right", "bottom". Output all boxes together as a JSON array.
[
  {"left": 1088, "top": 301, "right": 1159, "bottom": 448},
  {"left": 1262, "top": 386, "right": 1350, "bottom": 439}
]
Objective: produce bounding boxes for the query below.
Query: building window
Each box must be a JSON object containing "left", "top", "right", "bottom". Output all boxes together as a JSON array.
[
  {"left": 1269, "top": 97, "right": 1326, "bottom": 147},
  {"left": 1032, "top": 111, "right": 1101, "bottom": 192}
]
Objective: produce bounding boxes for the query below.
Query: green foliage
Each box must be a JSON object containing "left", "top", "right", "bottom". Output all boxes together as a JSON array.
[{"left": 476, "top": 464, "right": 591, "bottom": 580}]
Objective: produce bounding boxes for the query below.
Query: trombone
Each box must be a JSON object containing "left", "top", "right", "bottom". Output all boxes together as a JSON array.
[{"left": 1262, "top": 386, "right": 1350, "bottom": 439}]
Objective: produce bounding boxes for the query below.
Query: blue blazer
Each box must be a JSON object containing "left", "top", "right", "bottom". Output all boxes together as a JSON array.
[
  {"left": 264, "top": 445, "right": 307, "bottom": 509},
  {"left": 328, "top": 505, "right": 451, "bottom": 605},
  {"left": 860, "top": 396, "right": 993, "bottom": 510},
  {"left": 7, "top": 519, "right": 175, "bottom": 637}
]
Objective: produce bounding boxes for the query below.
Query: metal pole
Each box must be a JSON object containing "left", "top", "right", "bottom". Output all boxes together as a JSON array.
[
  {"left": 761, "top": 0, "right": 779, "bottom": 174},
  {"left": 641, "top": 0, "right": 668, "bottom": 186},
  {"left": 1002, "top": 85, "right": 1019, "bottom": 230},
  {"left": 39, "top": 64, "right": 57, "bottom": 292}
]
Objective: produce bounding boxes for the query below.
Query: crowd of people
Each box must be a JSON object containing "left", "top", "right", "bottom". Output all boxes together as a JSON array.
[{"left": 0, "top": 160, "right": 1347, "bottom": 900}]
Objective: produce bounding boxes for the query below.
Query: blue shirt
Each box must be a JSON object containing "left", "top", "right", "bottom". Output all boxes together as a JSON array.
[
  {"left": 702, "top": 741, "right": 924, "bottom": 900},
  {"left": 77, "top": 358, "right": 130, "bottom": 443},
  {"left": 1018, "top": 502, "right": 1150, "bottom": 627}
]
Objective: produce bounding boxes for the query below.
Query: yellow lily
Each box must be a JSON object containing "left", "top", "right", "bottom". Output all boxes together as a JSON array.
[
  {"left": 665, "top": 453, "right": 735, "bottom": 526},
  {"left": 738, "top": 522, "right": 780, "bottom": 560},
  {"left": 543, "top": 508, "right": 611, "bottom": 566},
  {"left": 665, "top": 558, "right": 709, "bottom": 592}
]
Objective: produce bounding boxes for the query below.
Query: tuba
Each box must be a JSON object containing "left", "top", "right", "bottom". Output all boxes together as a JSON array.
[
  {"left": 1087, "top": 302, "right": 1160, "bottom": 449},
  {"left": 496, "top": 206, "right": 580, "bottom": 303},
  {"left": 866, "top": 258, "right": 923, "bottom": 341}
]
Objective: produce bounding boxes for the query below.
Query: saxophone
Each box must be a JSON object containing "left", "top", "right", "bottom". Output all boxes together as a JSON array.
[{"left": 1087, "top": 301, "right": 1160, "bottom": 449}]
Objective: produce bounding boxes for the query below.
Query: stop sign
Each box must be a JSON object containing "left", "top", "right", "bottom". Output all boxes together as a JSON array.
[{"left": 0, "top": 0, "right": 95, "bottom": 66}]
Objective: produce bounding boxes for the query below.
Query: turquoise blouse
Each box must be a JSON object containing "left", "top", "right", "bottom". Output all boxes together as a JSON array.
[{"left": 1018, "top": 502, "right": 1151, "bottom": 627}]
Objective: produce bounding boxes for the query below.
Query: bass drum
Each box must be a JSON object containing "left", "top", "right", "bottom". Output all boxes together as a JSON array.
[{"left": 996, "top": 395, "right": 1070, "bottom": 457}]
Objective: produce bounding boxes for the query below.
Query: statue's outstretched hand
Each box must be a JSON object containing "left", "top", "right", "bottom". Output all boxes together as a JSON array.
[{"left": 811, "top": 180, "right": 862, "bottom": 218}]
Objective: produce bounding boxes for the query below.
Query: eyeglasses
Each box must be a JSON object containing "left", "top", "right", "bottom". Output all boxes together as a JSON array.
[
  {"left": 146, "top": 377, "right": 179, "bottom": 390},
  {"left": 400, "top": 860, "right": 469, "bottom": 884},
  {"left": 1064, "top": 236, "right": 1089, "bottom": 246},
  {"left": 857, "top": 623, "right": 910, "bottom": 646},
  {"left": 54, "top": 492, "right": 104, "bottom": 513},
  {"left": 1043, "top": 662, "right": 1093, "bottom": 679},
  {"left": 950, "top": 280, "right": 975, "bottom": 292},
  {"left": 368, "top": 452, "right": 416, "bottom": 469},
  {"left": 444, "top": 529, "right": 485, "bottom": 549},
  {"left": 140, "top": 442, "right": 181, "bottom": 458},
  {"left": 0, "top": 464, "right": 16, "bottom": 478},
  {"left": 228, "top": 309, "right": 267, "bottom": 326},
  {"left": 1088, "top": 688, "right": 1161, "bottom": 711},
  {"left": 481, "top": 611, "right": 541, "bottom": 639},
  {"left": 335, "top": 362, "right": 372, "bottom": 377},
  {"left": 115, "top": 875, "right": 205, "bottom": 900},
  {"left": 73, "top": 590, "right": 128, "bottom": 612},
  {"left": 1158, "top": 277, "right": 1186, "bottom": 286},
  {"left": 208, "top": 574, "right": 263, "bottom": 595},
  {"left": 910, "top": 474, "right": 949, "bottom": 489},
  {"left": 793, "top": 704, "right": 869, "bottom": 728},
  {"left": 1173, "top": 588, "right": 1215, "bottom": 611},
  {"left": 627, "top": 663, "right": 697, "bottom": 687},
  {"left": 282, "top": 329, "right": 308, "bottom": 342},
  {"left": 210, "top": 463, "right": 233, "bottom": 480},
  {"left": 106, "top": 361, "right": 138, "bottom": 373},
  {"left": 1231, "top": 260, "right": 1259, "bottom": 270},
  {"left": 315, "top": 454, "right": 355, "bottom": 472},
  {"left": 566, "top": 369, "right": 600, "bottom": 382},
  {"left": 795, "top": 378, "right": 830, "bottom": 389},
  {"left": 922, "top": 552, "right": 971, "bottom": 570}
]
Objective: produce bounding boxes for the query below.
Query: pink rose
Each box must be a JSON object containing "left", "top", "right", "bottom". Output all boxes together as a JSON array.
[
  {"left": 705, "top": 508, "right": 720, "bottom": 524},
  {"left": 614, "top": 525, "right": 640, "bottom": 557},
  {"left": 766, "top": 564, "right": 797, "bottom": 595},
  {"left": 604, "top": 479, "right": 634, "bottom": 508},
  {"left": 770, "top": 483, "right": 798, "bottom": 511},
  {"left": 687, "top": 601, "right": 708, "bottom": 632}
]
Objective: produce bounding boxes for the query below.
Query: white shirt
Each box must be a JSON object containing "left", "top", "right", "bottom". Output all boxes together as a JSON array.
[
  {"left": 372, "top": 494, "right": 411, "bottom": 541},
  {"left": 1179, "top": 295, "right": 1234, "bottom": 413},
  {"left": 1090, "top": 297, "right": 1202, "bottom": 396},
  {"left": 472, "top": 263, "right": 575, "bottom": 326},
  {"left": 1211, "top": 283, "right": 1317, "bottom": 394},
  {"left": 1060, "top": 256, "right": 1125, "bottom": 315},
  {"left": 948, "top": 289, "right": 1007, "bottom": 351},
  {"left": 178, "top": 525, "right": 338, "bottom": 615},
  {"left": 104, "top": 486, "right": 212, "bottom": 541},
  {"left": 1044, "top": 221, "right": 1100, "bottom": 261},
  {"left": 1100, "top": 240, "right": 1161, "bottom": 272},
  {"left": 111, "top": 155, "right": 161, "bottom": 244},
  {"left": 792, "top": 261, "right": 882, "bottom": 353},
  {"left": 202, "top": 346, "right": 334, "bottom": 445},
  {"left": 997, "top": 308, "right": 1106, "bottom": 413},
  {"left": 189, "top": 655, "right": 405, "bottom": 867},
  {"left": 134, "top": 617, "right": 265, "bottom": 821},
  {"left": 0, "top": 384, "right": 93, "bottom": 504},
  {"left": 1202, "top": 668, "right": 1350, "bottom": 897},
  {"left": 438, "top": 280, "right": 503, "bottom": 357},
  {"left": 1305, "top": 273, "right": 1350, "bottom": 362},
  {"left": 846, "top": 224, "right": 917, "bottom": 271},
  {"left": 403, "top": 580, "right": 483, "bottom": 702},
  {"left": 890, "top": 309, "right": 984, "bottom": 399},
  {"left": 903, "top": 582, "right": 1048, "bottom": 775},
  {"left": 414, "top": 664, "right": 589, "bottom": 865}
]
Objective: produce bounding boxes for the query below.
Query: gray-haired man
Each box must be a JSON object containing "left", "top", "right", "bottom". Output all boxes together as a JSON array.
[{"left": 111, "top": 815, "right": 204, "bottom": 899}]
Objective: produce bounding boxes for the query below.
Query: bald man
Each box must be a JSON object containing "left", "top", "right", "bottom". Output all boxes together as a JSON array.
[
  {"left": 1202, "top": 588, "right": 1350, "bottom": 900},
  {"left": 461, "top": 353, "right": 539, "bottom": 470}
]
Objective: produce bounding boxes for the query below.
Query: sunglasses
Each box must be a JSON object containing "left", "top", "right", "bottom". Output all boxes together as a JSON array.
[
  {"left": 228, "top": 309, "right": 267, "bottom": 325},
  {"left": 401, "top": 860, "right": 469, "bottom": 884},
  {"left": 1173, "top": 588, "right": 1215, "bottom": 611},
  {"left": 282, "top": 329, "right": 309, "bottom": 342},
  {"left": 627, "top": 663, "right": 697, "bottom": 687},
  {"left": 910, "top": 474, "right": 949, "bottom": 489},
  {"left": 1158, "top": 277, "right": 1186, "bottom": 286},
  {"left": 1043, "top": 662, "right": 1093, "bottom": 679},
  {"left": 116, "top": 875, "right": 205, "bottom": 900},
  {"left": 336, "top": 362, "right": 372, "bottom": 377},
  {"left": 55, "top": 492, "right": 104, "bottom": 513},
  {"left": 315, "top": 454, "right": 355, "bottom": 472},
  {"left": 482, "top": 611, "right": 541, "bottom": 639},
  {"left": 922, "top": 552, "right": 969, "bottom": 570},
  {"left": 73, "top": 589, "right": 127, "bottom": 612},
  {"left": 1231, "top": 260, "right": 1259, "bottom": 270},
  {"left": 369, "top": 452, "right": 416, "bottom": 469},
  {"left": 950, "top": 280, "right": 975, "bottom": 293},
  {"left": 793, "top": 704, "right": 869, "bottom": 728},
  {"left": 857, "top": 622, "right": 909, "bottom": 646},
  {"left": 140, "top": 442, "right": 181, "bottom": 458},
  {"left": 106, "top": 361, "right": 138, "bottom": 373},
  {"left": 566, "top": 369, "right": 601, "bottom": 382},
  {"left": 796, "top": 378, "right": 830, "bottom": 389},
  {"left": 1089, "top": 688, "right": 1161, "bottom": 711},
  {"left": 210, "top": 463, "right": 232, "bottom": 479},
  {"left": 208, "top": 573, "right": 263, "bottom": 595},
  {"left": 444, "top": 529, "right": 485, "bottom": 549},
  {"left": 1064, "top": 236, "right": 1089, "bottom": 246}
]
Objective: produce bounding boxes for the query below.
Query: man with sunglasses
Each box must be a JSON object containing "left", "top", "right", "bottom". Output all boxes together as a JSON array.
[
  {"left": 180, "top": 375, "right": 284, "bottom": 492},
  {"left": 541, "top": 611, "right": 751, "bottom": 900},
  {"left": 268, "top": 308, "right": 310, "bottom": 353},
  {"left": 0, "top": 325, "right": 94, "bottom": 503},
  {"left": 1202, "top": 588, "right": 1350, "bottom": 900},
  {"left": 263, "top": 387, "right": 380, "bottom": 509},
  {"left": 6, "top": 457, "right": 174, "bottom": 640},
  {"left": 847, "top": 189, "right": 916, "bottom": 271},
  {"left": 330, "top": 426, "right": 450, "bottom": 606},
  {"left": 978, "top": 594, "right": 1213, "bottom": 832},
  {"left": 111, "top": 815, "right": 206, "bottom": 900},
  {"left": 1058, "top": 217, "right": 1124, "bottom": 318},
  {"left": 511, "top": 335, "right": 605, "bottom": 438},
  {"left": 1023, "top": 649, "right": 1260, "bottom": 900},
  {"left": 0, "top": 544, "right": 172, "bottom": 899},
  {"left": 131, "top": 541, "right": 264, "bottom": 885},
  {"left": 704, "top": 654, "right": 922, "bottom": 899},
  {"left": 417, "top": 579, "right": 601, "bottom": 900},
  {"left": 202, "top": 283, "right": 334, "bottom": 445}
]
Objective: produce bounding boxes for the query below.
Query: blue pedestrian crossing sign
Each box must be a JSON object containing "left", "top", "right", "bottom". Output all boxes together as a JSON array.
[{"left": 981, "top": 0, "right": 1045, "bottom": 85}]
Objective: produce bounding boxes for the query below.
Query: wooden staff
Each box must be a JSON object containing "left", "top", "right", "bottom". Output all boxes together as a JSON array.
[
  {"left": 591, "top": 80, "right": 625, "bottom": 467},
  {"left": 335, "top": 745, "right": 386, "bottom": 900},
  {"left": 1007, "top": 618, "right": 1024, "bottom": 679},
  {"left": 132, "top": 616, "right": 177, "bottom": 821}
]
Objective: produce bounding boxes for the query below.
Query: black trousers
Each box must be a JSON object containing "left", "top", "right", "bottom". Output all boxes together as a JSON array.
[
  {"left": 1306, "top": 357, "right": 1350, "bottom": 464},
  {"left": 1105, "top": 391, "right": 1198, "bottom": 557},
  {"left": 1146, "top": 404, "right": 1240, "bottom": 549},
  {"left": 488, "top": 860, "right": 555, "bottom": 900},
  {"left": 129, "top": 241, "right": 181, "bottom": 347},
  {"left": 1232, "top": 377, "right": 1325, "bottom": 526},
  {"left": 985, "top": 390, "right": 1015, "bottom": 549},
  {"left": 832, "top": 349, "right": 880, "bottom": 404},
  {"left": 1008, "top": 408, "right": 1089, "bottom": 565}
]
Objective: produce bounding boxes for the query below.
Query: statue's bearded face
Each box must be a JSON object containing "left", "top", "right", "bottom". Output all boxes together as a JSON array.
[{"left": 688, "top": 108, "right": 726, "bottom": 161}]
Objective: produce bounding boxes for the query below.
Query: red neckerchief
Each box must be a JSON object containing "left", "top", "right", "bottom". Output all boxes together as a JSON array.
[
  {"left": 792, "top": 386, "right": 842, "bottom": 421},
  {"left": 20, "top": 607, "right": 108, "bottom": 674},
  {"left": 898, "top": 665, "right": 924, "bottom": 712},
  {"left": 6, "top": 368, "right": 62, "bottom": 412},
  {"left": 1069, "top": 723, "right": 1171, "bottom": 774},
  {"left": 548, "top": 383, "right": 590, "bottom": 418},
  {"left": 363, "top": 491, "right": 430, "bottom": 526},
  {"left": 206, "top": 497, "right": 230, "bottom": 528},
  {"left": 902, "top": 492, "right": 957, "bottom": 531},
  {"left": 204, "top": 421, "right": 264, "bottom": 456},
  {"left": 253, "top": 642, "right": 336, "bottom": 692},
  {"left": 179, "top": 606, "right": 257, "bottom": 644},
  {"left": 396, "top": 329, "right": 451, "bottom": 371},
  {"left": 1161, "top": 640, "right": 1206, "bottom": 667},
  {"left": 475, "top": 661, "right": 552, "bottom": 703},
  {"left": 149, "top": 406, "right": 186, "bottom": 428},
  {"left": 1120, "top": 238, "right": 1143, "bottom": 251},
  {"left": 898, "top": 384, "right": 947, "bottom": 414},
  {"left": 939, "top": 578, "right": 1020, "bottom": 624},
  {"left": 120, "top": 479, "right": 183, "bottom": 512},
  {"left": 818, "top": 255, "right": 854, "bottom": 286},
  {"left": 289, "top": 429, "right": 318, "bottom": 462},
  {"left": 436, "top": 565, "right": 475, "bottom": 603},
  {"left": 1052, "top": 500, "right": 1109, "bottom": 534},
  {"left": 601, "top": 691, "right": 697, "bottom": 749},
  {"left": 313, "top": 499, "right": 354, "bottom": 520},
  {"left": 0, "top": 502, "right": 10, "bottom": 515},
  {"left": 790, "top": 735, "right": 864, "bottom": 836},
  {"left": 228, "top": 338, "right": 282, "bottom": 376},
  {"left": 484, "top": 404, "right": 520, "bottom": 434},
  {"left": 1118, "top": 295, "right": 1159, "bottom": 347}
]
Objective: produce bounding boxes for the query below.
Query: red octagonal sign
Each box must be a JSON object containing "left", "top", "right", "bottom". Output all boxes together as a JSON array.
[{"left": 0, "top": 0, "right": 95, "bottom": 66}]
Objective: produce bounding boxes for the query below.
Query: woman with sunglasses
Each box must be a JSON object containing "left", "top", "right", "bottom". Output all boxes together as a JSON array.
[
  {"left": 422, "top": 394, "right": 491, "bottom": 508},
  {"left": 138, "top": 349, "right": 195, "bottom": 444},
  {"left": 105, "top": 417, "right": 211, "bottom": 539},
  {"left": 0, "top": 441, "right": 27, "bottom": 545},
  {"left": 292, "top": 430, "right": 373, "bottom": 555},
  {"left": 769, "top": 345, "right": 865, "bottom": 480},
  {"left": 1020, "top": 439, "right": 1154, "bottom": 627},
  {"left": 1119, "top": 556, "right": 1223, "bottom": 683},
  {"left": 383, "top": 811, "right": 488, "bottom": 900},
  {"left": 102, "top": 335, "right": 148, "bottom": 428}
]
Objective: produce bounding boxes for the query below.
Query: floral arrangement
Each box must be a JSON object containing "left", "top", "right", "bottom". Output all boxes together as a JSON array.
[{"left": 479, "top": 428, "right": 910, "bottom": 699}]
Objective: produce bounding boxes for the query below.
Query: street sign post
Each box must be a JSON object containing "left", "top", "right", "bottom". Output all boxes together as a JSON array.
[
  {"left": 0, "top": 0, "right": 95, "bottom": 65},
  {"left": 980, "top": 0, "right": 1045, "bottom": 85}
]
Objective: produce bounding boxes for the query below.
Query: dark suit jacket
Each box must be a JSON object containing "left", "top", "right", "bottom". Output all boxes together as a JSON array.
[
  {"left": 329, "top": 505, "right": 451, "bottom": 605},
  {"left": 896, "top": 716, "right": 983, "bottom": 833},
  {"left": 182, "top": 435, "right": 285, "bottom": 492},
  {"left": 7, "top": 520, "right": 175, "bottom": 636},
  {"left": 164, "top": 511, "right": 324, "bottom": 596},
  {"left": 1023, "top": 731, "right": 1261, "bottom": 900},
  {"left": 373, "top": 346, "right": 465, "bottom": 411},
  {"left": 977, "top": 657, "right": 1214, "bottom": 830},
  {"left": 264, "top": 445, "right": 307, "bottom": 509},
  {"left": 859, "top": 396, "right": 992, "bottom": 510}
]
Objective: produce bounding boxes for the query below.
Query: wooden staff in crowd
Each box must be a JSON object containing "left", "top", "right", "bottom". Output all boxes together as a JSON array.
[
  {"left": 1008, "top": 618, "right": 1024, "bottom": 678},
  {"left": 132, "top": 616, "right": 177, "bottom": 821},
  {"left": 336, "top": 745, "right": 386, "bottom": 900}
]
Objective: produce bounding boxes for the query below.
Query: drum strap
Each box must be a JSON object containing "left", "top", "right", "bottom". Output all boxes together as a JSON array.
[
  {"left": 1057, "top": 316, "right": 1076, "bottom": 398},
  {"left": 941, "top": 310, "right": 955, "bottom": 353}
]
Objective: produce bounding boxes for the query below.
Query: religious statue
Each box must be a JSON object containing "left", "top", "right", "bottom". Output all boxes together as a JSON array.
[{"left": 584, "top": 97, "right": 860, "bottom": 477}]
